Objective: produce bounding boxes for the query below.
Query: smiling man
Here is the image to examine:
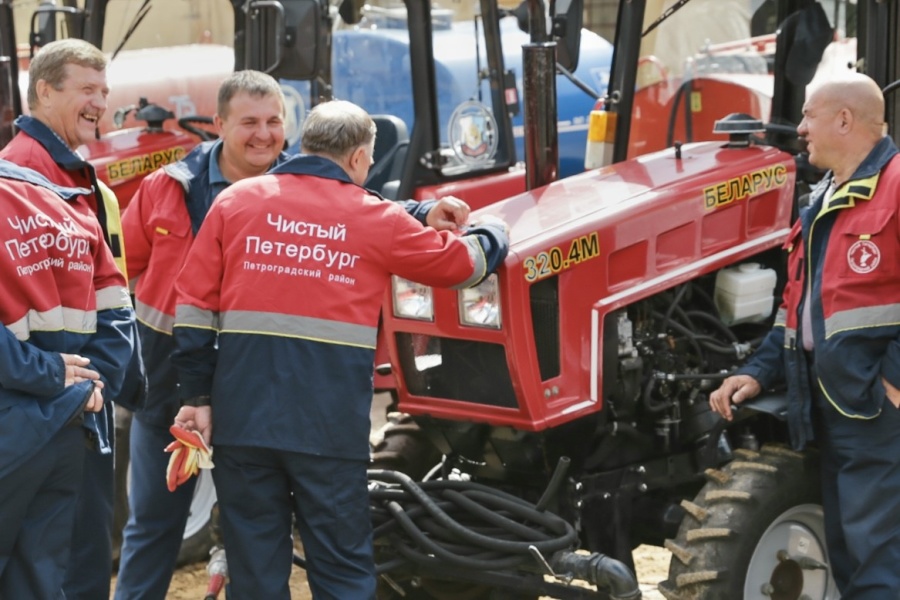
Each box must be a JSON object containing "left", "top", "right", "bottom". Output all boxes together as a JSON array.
[
  {"left": 114, "top": 70, "right": 292, "bottom": 600},
  {"left": 0, "top": 38, "right": 145, "bottom": 600}
]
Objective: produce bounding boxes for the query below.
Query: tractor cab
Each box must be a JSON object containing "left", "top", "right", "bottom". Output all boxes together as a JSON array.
[{"left": 326, "top": 0, "right": 611, "bottom": 205}]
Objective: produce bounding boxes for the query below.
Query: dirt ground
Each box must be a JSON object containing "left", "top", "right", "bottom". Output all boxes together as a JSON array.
[{"left": 113, "top": 545, "right": 671, "bottom": 599}]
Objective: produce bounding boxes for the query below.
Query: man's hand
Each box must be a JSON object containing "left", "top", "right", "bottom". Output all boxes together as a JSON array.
[
  {"left": 62, "top": 353, "right": 100, "bottom": 387},
  {"left": 165, "top": 423, "right": 215, "bottom": 492},
  {"left": 709, "top": 375, "right": 762, "bottom": 421},
  {"left": 425, "top": 196, "right": 470, "bottom": 231},
  {"left": 883, "top": 377, "right": 900, "bottom": 409},
  {"left": 83, "top": 382, "right": 105, "bottom": 413},
  {"left": 174, "top": 405, "right": 213, "bottom": 447}
]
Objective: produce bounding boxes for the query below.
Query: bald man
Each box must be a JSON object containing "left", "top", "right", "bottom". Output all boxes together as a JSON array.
[{"left": 709, "top": 73, "right": 900, "bottom": 598}]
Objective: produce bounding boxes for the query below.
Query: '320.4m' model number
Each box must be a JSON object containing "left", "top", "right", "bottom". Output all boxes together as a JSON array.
[{"left": 523, "top": 232, "right": 600, "bottom": 282}]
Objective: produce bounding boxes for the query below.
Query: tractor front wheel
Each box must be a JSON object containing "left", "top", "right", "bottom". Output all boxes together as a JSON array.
[{"left": 658, "top": 444, "right": 839, "bottom": 600}]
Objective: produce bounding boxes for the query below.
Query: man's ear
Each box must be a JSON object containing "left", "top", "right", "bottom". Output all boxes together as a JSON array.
[
  {"left": 350, "top": 145, "right": 368, "bottom": 170},
  {"left": 213, "top": 114, "right": 224, "bottom": 136},
  {"left": 838, "top": 108, "right": 853, "bottom": 133},
  {"left": 34, "top": 79, "right": 52, "bottom": 106}
]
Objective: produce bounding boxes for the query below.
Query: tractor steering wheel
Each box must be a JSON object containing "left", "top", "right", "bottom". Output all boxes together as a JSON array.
[{"left": 178, "top": 116, "right": 217, "bottom": 141}]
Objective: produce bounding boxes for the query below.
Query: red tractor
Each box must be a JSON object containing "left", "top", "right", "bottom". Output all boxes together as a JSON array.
[{"left": 368, "top": 0, "right": 900, "bottom": 598}]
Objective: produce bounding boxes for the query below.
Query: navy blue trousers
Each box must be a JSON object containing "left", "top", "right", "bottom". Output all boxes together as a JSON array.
[
  {"left": 814, "top": 393, "right": 900, "bottom": 599},
  {"left": 63, "top": 408, "right": 115, "bottom": 600},
  {"left": 114, "top": 416, "right": 198, "bottom": 600},
  {"left": 213, "top": 445, "right": 376, "bottom": 600},
  {"left": 0, "top": 424, "right": 84, "bottom": 599}
]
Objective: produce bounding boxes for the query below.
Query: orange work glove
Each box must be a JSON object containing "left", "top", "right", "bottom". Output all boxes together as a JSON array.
[{"left": 164, "top": 425, "right": 214, "bottom": 492}]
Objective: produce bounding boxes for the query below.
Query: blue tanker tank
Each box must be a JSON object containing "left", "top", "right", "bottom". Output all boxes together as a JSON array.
[{"left": 331, "top": 12, "right": 612, "bottom": 178}]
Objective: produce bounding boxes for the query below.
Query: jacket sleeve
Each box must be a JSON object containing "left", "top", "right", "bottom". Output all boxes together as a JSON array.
[
  {"left": 77, "top": 225, "right": 138, "bottom": 399},
  {"left": 882, "top": 182, "right": 900, "bottom": 389},
  {"left": 736, "top": 324, "right": 785, "bottom": 390},
  {"left": 172, "top": 204, "right": 224, "bottom": 401},
  {"left": 121, "top": 177, "right": 156, "bottom": 284},
  {"left": 394, "top": 199, "right": 436, "bottom": 226},
  {"left": 0, "top": 326, "right": 66, "bottom": 396},
  {"left": 386, "top": 207, "right": 509, "bottom": 289}
]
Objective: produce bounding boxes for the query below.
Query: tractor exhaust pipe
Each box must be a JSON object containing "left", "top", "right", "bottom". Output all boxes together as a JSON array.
[
  {"left": 549, "top": 551, "right": 642, "bottom": 600},
  {"left": 522, "top": 41, "right": 559, "bottom": 190}
]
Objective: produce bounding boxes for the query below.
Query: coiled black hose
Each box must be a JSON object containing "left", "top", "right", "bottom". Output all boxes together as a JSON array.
[{"left": 368, "top": 468, "right": 579, "bottom": 573}]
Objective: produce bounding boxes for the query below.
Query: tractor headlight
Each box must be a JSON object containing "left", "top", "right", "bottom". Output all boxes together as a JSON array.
[
  {"left": 392, "top": 276, "right": 434, "bottom": 321},
  {"left": 458, "top": 274, "right": 501, "bottom": 329}
]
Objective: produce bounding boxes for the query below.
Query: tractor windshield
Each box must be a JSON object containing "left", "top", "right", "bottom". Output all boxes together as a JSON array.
[{"left": 627, "top": 0, "right": 857, "bottom": 158}]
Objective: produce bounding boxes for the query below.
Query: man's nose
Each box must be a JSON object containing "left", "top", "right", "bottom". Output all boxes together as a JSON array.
[
  {"left": 92, "top": 94, "right": 108, "bottom": 112},
  {"left": 254, "top": 123, "right": 275, "bottom": 139}
]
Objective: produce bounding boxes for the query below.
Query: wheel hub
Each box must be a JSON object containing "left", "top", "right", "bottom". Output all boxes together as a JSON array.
[
  {"left": 767, "top": 557, "right": 803, "bottom": 600},
  {"left": 746, "top": 504, "right": 836, "bottom": 600}
]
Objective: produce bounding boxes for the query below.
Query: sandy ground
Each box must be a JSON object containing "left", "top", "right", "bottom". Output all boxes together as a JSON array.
[{"left": 112, "top": 545, "right": 671, "bottom": 599}]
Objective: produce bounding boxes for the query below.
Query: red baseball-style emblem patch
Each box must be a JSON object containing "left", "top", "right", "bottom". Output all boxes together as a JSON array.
[{"left": 847, "top": 240, "right": 881, "bottom": 274}]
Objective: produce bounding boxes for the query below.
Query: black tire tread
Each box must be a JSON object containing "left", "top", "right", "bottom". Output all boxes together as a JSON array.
[{"left": 658, "top": 443, "right": 822, "bottom": 600}]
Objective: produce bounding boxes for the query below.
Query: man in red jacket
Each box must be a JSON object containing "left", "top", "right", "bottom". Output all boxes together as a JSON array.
[
  {"left": 0, "top": 38, "right": 144, "bottom": 600},
  {"left": 171, "top": 99, "right": 508, "bottom": 599},
  {"left": 710, "top": 73, "right": 900, "bottom": 598},
  {"left": 0, "top": 159, "right": 135, "bottom": 599}
]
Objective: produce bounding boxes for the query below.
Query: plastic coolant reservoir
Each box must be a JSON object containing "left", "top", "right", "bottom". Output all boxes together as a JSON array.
[{"left": 714, "top": 263, "right": 778, "bottom": 325}]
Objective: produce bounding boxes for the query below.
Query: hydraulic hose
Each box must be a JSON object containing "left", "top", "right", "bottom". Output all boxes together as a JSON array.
[{"left": 368, "top": 468, "right": 579, "bottom": 574}]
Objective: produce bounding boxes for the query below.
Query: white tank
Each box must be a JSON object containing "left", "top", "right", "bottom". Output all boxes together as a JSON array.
[{"left": 714, "top": 263, "right": 778, "bottom": 325}]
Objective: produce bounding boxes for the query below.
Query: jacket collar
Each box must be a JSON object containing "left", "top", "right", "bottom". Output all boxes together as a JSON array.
[
  {"left": 819, "top": 136, "right": 899, "bottom": 211},
  {"left": 164, "top": 140, "right": 294, "bottom": 236},
  {"left": 13, "top": 115, "right": 89, "bottom": 171},
  {"left": 164, "top": 139, "right": 292, "bottom": 189},
  {"left": 269, "top": 154, "right": 356, "bottom": 185}
]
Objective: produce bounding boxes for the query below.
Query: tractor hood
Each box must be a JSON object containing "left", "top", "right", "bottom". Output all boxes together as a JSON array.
[{"left": 474, "top": 140, "right": 796, "bottom": 264}]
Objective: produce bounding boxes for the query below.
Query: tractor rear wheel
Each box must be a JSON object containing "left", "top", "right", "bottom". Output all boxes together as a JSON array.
[
  {"left": 370, "top": 412, "right": 441, "bottom": 479},
  {"left": 658, "top": 444, "right": 839, "bottom": 600}
]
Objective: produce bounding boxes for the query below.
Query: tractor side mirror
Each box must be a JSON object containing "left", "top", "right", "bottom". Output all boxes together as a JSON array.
[
  {"left": 551, "top": 0, "right": 582, "bottom": 71},
  {"left": 243, "top": 0, "right": 323, "bottom": 80},
  {"left": 29, "top": 2, "right": 85, "bottom": 56},
  {"left": 505, "top": 0, "right": 582, "bottom": 71}
]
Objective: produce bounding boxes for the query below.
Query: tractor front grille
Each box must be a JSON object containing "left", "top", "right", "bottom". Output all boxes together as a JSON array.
[
  {"left": 396, "top": 333, "right": 517, "bottom": 408},
  {"left": 530, "top": 276, "right": 560, "bottom": 380}
]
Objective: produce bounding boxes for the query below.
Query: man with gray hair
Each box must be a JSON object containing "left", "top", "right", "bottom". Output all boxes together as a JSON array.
[
  {"left": 170, "top": 99, "right": 509, "bottom": 599},
  {"left": 0, "top": 38, "right": 145, "bottom": 600}
]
